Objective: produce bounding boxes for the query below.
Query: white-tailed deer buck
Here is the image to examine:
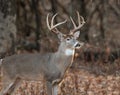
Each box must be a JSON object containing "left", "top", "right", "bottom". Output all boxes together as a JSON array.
[{"left": 0, "top": 11, "right": 85, "bottom": 95}]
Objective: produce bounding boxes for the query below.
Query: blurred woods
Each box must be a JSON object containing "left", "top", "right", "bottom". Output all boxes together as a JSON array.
[
  {"left": 0, "top": 0, "right": 120, "bottom": 62},
  {"left": 0, "top": 0, "right": 120, "bottom": 95}
]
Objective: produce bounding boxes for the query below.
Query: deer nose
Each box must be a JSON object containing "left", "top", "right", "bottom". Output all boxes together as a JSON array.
[
  {"left": 75, "top": 42, "right": 84, "bottom": 48},
  {"left": 75, "top": 43, "right": 81, "bottom": 48}
]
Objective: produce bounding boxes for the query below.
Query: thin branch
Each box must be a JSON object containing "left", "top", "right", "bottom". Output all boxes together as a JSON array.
[{"left": 109, "top": 3, "right": 120, "bottom": 17}]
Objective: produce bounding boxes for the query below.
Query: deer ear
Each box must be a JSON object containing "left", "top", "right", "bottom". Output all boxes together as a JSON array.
[
  {"left": 73, "top": 31, "right": 80, "bottom": 39},
  {"left": 58, "top": 33, "right": 64, "bottom": 41}
]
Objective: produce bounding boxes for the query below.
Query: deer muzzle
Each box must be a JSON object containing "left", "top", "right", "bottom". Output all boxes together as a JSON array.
[{"left": 74, "top": 42, "right": 84, "bottom": 49}]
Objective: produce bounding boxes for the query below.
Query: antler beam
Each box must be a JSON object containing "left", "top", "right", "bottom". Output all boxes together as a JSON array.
[
  {"left": 46, "top": 13, "right": 67, "bottom": 34},
  {"left": 70, "top": 11, "right": 85, "bottom": 35}
]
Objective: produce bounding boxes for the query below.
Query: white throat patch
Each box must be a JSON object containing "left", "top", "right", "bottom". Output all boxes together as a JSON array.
[{"left": 65, "top": 49, "right": 74, "bottom": 56}]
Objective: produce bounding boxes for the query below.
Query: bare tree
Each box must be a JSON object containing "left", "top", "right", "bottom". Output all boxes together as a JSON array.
[{"left": 0, "top": 0, "right": 16, "bottom": 57}]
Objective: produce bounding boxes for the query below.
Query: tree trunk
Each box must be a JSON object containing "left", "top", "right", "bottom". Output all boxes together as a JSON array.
[
  {"left": 15, "top": 0, "right": 120, "bottom": 54},
  {"left": 0, "top": 0, "right": 16, "bottom": 57}
]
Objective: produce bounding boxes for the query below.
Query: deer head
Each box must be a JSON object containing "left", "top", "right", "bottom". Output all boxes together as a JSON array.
[{"left": 46, "top": 12, "right": 85, "bottom": 56}]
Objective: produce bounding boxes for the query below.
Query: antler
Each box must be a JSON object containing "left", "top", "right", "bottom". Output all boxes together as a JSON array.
[
  {"left": 46, "top": 13, "right": 67, "bottom": 34},
  {"left": 70, "top": 11, "right": 85, "bottom": 35}
]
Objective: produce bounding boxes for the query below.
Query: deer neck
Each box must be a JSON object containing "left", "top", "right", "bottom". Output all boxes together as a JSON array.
[{"left": 53, "top": 43, "right": 75, "bottom": 75}]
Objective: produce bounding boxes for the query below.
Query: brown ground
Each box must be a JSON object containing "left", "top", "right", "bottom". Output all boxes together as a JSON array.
[
  {"left": 12, "top": 67, "right": 120, "bottom": 95},
  {"left": 0, "top": 53, "right": 120, "bottom": 95}
]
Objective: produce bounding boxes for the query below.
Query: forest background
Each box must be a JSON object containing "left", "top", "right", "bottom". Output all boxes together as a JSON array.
[{"left": 0, "top": 0, "right": 120, "bottom": 95}]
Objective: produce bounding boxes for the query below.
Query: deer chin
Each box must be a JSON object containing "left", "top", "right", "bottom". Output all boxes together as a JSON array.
[
  {"left": 65, "top": 49, "right": 74, "bottom": 56},
  {"left": 75, "top": 46, "right": 80, "bottom": 49}
]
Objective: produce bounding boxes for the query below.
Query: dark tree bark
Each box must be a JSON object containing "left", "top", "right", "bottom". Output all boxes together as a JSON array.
[
  {"left": 0, "top": 0, "right": 16, "bottom": 57},
  {"left": 16, "top": 0, "right": 120, "bottom": 54},
  {"left": 31, "top": 0, "right": 41, "bottom": 51}
]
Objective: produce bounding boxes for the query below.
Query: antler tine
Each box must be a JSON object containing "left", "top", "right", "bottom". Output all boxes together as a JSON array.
[
  {"left": 78, "top": 12, "right": 85, "bottom": 29},
  {"left": 77, "top": 11, "right": 81, "bottom": 25},
  {"left": 70, "top": 11, "right": 85, "bottom": 35},
  {"left": 51, "top": 13, "right": 58, "bottom": 28},
  {"left": 46, "top": 13, "right": 67, "bottom": 34},
  {"left": 52, "top": 19, "right": 67, "bottom": 30},
  {"left": 46, "top": 13, "right": 51, "bottom": 30},
  {"left": 70, "top": 16, "right": 77, "bottom": 28}
]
